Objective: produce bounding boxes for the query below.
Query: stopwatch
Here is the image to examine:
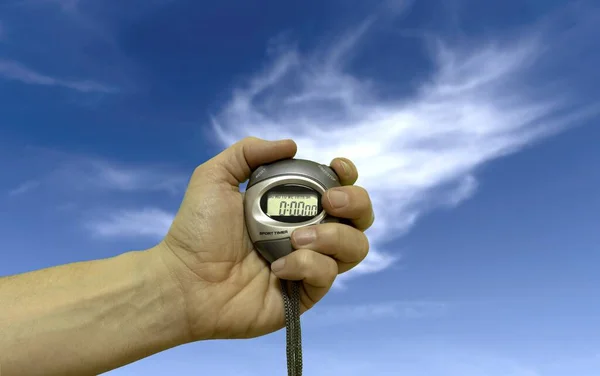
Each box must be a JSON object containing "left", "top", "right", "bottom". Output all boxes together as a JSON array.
[
  {"left": 243, "top": 158, "right": 342, "bottom": 376},
  {"left": 244, "top": 158, "right": 342, "bottom": 263}
]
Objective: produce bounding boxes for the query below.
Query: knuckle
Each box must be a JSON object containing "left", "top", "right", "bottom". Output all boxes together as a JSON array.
[
  {"left": 318, "top": 224, "right": 343, "bottom": 251},
  {"left": 336, "top": 224, "right": 344, "bottom": 250},
  {"left": 345, "top": 229, "right": 369, "bottom": 263},
  {"left": 358, "top": 233, "right": 370, "bottom": 261},
  {"left": 312, "top": 223, "right": 333, "bottom": 246},
  {"left": 241, "top": 136, "right": 260, "bottom": 144},
  {"left": 367, "top": 211, "right": 375, "bottom": 229},
  {"left": 328, "top": 224, "right": 368, "bottom": 263},
  {"left": 322, "top": 257, "right": 338, "bottom": 283},
  {"left": 353, "top": 187, "right": 371, "bottom": 211},
  {"left": 296, "top": 249, "right": 313, "bottom": 270},
  {"left": 318, "top": 256, "right": 339, "bottom": 286},
  {"left": 355, "top": 185, "right": 370, "bottom": 201},
  {"left": 193, "top": 164, "right": 218, "bottom": 183},
  {"left": 191, "top": 164, "right": 213, "bottom": 183},
  {"left": 192, "top": 164, "right": 204, "bottom": 177}
]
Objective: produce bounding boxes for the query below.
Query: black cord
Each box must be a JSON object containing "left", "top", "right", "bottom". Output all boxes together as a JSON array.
[{"left": 280, "top": 280, "right": 303, "bottom": 376}]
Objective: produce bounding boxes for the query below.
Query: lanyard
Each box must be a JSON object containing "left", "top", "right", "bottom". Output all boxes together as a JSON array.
[{"left": 280, "top": 280, "right": 303, "bottom": 376}]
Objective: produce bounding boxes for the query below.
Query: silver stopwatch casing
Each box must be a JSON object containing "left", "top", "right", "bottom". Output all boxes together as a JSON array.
[{"left": 244, "top": 158, "right": 341, "bottom": 264}]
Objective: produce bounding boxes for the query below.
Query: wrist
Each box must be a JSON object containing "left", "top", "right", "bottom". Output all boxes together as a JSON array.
[{"left": 141, "top": 245, "right": 193, "bottom": 346}]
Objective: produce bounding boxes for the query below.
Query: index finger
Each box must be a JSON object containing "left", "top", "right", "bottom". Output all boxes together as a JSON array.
[{"left": 330, "top": 157, "right": 358, "bottom": 186}]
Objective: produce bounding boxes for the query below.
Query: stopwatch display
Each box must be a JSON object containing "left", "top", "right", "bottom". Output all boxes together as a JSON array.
[{"left": 266, "top": 191, "right": 319, "bottom": 218}]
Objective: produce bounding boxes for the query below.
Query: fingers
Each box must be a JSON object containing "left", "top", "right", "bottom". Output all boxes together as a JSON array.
[
  {"left": 208, "top": 137, "right": 298, "bottom": 185},
  {"left": 329, "top": 157, "right": 358, "bottom": 186},
  {"left": 291, "top": 223, "right": 369, "bottom": 274},
  {"left": 266, "top": 154, "right": 373, "bottom": 310},
  {"left": 270, "top": 249, "right": 338, "bottom": 306},
  {"left": 322, "top": 185, "right": 375, "bottom": 231},
  {"left": 270, "top": 223, "right": 370, "bottom": 305}
]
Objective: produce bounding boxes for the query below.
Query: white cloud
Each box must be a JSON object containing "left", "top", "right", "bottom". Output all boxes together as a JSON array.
[
  {"left": 62, "top": 159, "right": 187, "bottom": 194},
  {"left": 296, "top": 342, "right": 541, "bottom": 376},
  {"left": 304, "top": 300, "right": 447, "bottom": 326},
  {"left": 105, "top": 336, "right": 544, "bottom": 376},
  {"left": 0, "top": 59, "right": 115, "bottom": 93},
  {"left": 210, "top": 10, "right": 598, "bottom": 283},
  {"left": 106, "top": 331, "right": 600, "bottom": 376},
  {"left": 9, "top": 0, "right": 81, "bottom": 12},
  {"left": 86, "top": 208, "right": 173, "bottom": 239},
  {"left": 51, "top": 0, "right": 79, "bottom": 12},
  {"left": 8, "top": 180, "right": 40, "bottom": 196},
  {"left": 16, "top": 152, "right": 188, "bottom": 196}
]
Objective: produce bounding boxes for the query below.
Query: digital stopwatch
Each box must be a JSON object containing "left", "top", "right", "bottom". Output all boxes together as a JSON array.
[
  {"left": 244, "top": 158, "right": 342, "bottom": 263},
  {"left": 243, "top": 158, "right": 342, "bottom": 376}
]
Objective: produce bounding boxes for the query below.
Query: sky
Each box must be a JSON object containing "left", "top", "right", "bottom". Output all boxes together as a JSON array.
[{"left": 1, "top": 0, "right": 600, "bottom": 374}]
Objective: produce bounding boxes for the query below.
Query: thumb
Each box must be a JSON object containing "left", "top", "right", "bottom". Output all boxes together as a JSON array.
[{"left": 209, "top": 137, "right": 297, "bottom": 185}]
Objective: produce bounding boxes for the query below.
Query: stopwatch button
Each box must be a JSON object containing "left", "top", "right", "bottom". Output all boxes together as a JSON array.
[{"left": 255, "top": 238, "right": 294, "bottom": 264}]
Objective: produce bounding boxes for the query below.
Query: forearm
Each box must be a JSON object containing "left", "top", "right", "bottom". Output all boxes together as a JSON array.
[{"left": 0, "top": 248, "right": 190, "bottom": 376}]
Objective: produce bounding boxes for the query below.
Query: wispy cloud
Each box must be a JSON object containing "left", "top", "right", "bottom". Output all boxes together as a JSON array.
[
  {"left": 304, "top": 300, "right": 447, "bottom": 326},
  {"left": 11, "top": 152, "right": 188, "bottom": 196},
  {"left": 0, "top": 59, "right": 116, "bottom": 93},
  {"left": 296, "top": 343, "right": 542, "bottom": 376},
  {"left": 210, "top": 6, "right": 599, "bottom": 282},
  {"left": 86, "top": 208, "right": 173, "bottom": 239},
  {"left": 8, "top": 180, "right": 40, "bottom": 197},
  {"left": 4, "top": 150, "right": 186, "bottom": 237},
  {"left": 55, "top": 158, "right": 187, "bottom": 194},
  {"left": 7, "top": 0, "right": 80, "bottom": 12},
  {"left": 107, "top": 335, "right": 544, "bottom": 376},
  {"left": 48, "top": 0, "right": 80, "bottom": 12}
]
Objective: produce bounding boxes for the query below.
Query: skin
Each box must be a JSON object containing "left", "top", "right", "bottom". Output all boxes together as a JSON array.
[{"left": 0, "top": 137, "right": 374, "bottom": 376}]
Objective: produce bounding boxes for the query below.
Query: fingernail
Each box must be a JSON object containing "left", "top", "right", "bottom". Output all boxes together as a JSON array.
[
  {"left": 293, "top": 228, "right": 316, "bottom": 246},
  {"left": 271, "top": 258, "right": 286, "bottom": 272},
  {"left": 339, "top": 160, "right": 351, "bottom": 177},
  {"left": 327, "top": 189, "right": 349, "bottom": 208}
]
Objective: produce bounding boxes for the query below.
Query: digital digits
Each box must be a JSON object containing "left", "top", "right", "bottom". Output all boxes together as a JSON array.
[{"left": 276, "top": 196, "right": 318, "bottom": 216}]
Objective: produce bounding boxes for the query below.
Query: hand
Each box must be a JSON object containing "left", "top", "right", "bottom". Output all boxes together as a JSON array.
[{"left": 152, "top": 137, "right": 374, "bottom": 341}]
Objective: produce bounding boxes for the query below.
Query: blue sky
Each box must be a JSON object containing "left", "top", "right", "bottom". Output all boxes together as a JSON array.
[{"left": 1, "top": 0, "right": 600, "bottom": 374}]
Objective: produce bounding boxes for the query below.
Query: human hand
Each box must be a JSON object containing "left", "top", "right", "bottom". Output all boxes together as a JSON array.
[{"left": 152, "top": 137, "right": 374, "bottom": 341}]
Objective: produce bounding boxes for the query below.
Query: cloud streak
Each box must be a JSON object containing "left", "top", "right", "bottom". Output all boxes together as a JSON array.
[
  {"left": 15, "top": 151, "right": 189, "bottom": 196},
  {"left": 8, "top": 180, "right": 40, "bottom": 197},
  {"left": 304, "top": 300, "right": 447, "bottom": 326},
  {"left": 56, "top": 158, "right": 187, "bottom": 194},
  {"left": 210, "top": 7, "right": 599, "bottom": 282},
  {"left": 0, "top": 59, "right": 116, "bottom": 93},
  {"left": 86, "top": 208, "right": 174, "bottom": 239},
  {"left": 107, "top": 336, "right": 547, "bottom": 376}
]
